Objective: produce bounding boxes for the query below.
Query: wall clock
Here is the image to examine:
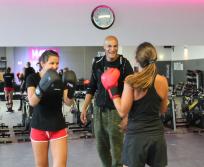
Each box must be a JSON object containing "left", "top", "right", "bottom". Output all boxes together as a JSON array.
[{"left": 91, "top": 5, "right": 115, "bottom": 30}]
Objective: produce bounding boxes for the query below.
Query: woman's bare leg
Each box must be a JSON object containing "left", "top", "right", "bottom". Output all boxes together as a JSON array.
[
  {"left": 50, "top": 137, "right": 68, "bottom": 167},
  {"left": 31, "top": 141, "right": 49, "bottom": 167}
]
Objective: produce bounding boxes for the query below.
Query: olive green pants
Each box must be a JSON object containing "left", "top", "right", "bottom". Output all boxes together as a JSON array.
[{"left": 94, "top": 105, "right": 124, "bottom": 167}]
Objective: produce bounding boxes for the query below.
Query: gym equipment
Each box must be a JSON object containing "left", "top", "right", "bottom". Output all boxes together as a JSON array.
[
  {"left": 17, "top": 138, "right": 30, "bottom": 142},
  {"left": 13, "top": 123, "right": 30, "bottom": 142},
  {"left": 66, "top": 91, "right": 94, "bottom": 138},
  {"left": 161, "top": 94, "right": 177, "bottom": 131},
  {"left": 161, "top": 86, "right": 189, "bottom": 132},
  {"left": 182, "top": 90, "right": 204, "bottom": 129},
  {"left": 0, "top": 140, "right": 12, "bottom": 144},
  {"left": 0, "top": 123, "right": 10, "bottom": 138},
  {"left": 21, "top": 95, "right": 33, "bottom": 131},
  {"left": 183, "top": 70, "right": 203, "bottom": 96},
  {"left": 0, "top": 123, "right": 9, "bottom": 130},
  {"left": 75, "top": 79, "right": 89, "bottom": 91},
  {"left": 0, "top": 132, "right": 10, "bottom": 138},
  {"left": 12, "top": 95, "right": 32, "bottom": 142},
  {"left": 174, "top": 82, "right": 185, "bottom": 96},
  {"left": 0, "top": 123, "right": 12, "bottom": 144}
]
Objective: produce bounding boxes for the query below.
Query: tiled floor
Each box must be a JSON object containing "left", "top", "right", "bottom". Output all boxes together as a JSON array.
[{"left": 0, "top": 100, "right": 204, "bottom": 167}]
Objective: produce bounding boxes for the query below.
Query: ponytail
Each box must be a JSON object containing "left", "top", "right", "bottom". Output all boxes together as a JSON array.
[
  {"left": 126, "top": 63, "right": 157, "bottom": 90},
  {"left": 125, "top": 42, "right": 158, "bottom": 91}
]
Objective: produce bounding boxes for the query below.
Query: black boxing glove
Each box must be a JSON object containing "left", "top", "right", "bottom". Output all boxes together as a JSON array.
[
  {"left": 35, "top": 69, "right": 61, "bottom": 98},
  {"left": 62, "top": 70, "right": 77, "bottom": 99}
]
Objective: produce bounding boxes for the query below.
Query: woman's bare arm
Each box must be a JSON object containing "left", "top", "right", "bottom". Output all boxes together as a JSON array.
[
  {"left": 155, "top": 75, "right": 169, "bottom": 113},
  {"left": 113, "top": 82, "right": 134, "bottom": 118},
  {"left": 27, "top": 87, "right": 41, "bottom": 107},
  {"left": 63, "top": 89, "right": 74, "bottom": 106}
]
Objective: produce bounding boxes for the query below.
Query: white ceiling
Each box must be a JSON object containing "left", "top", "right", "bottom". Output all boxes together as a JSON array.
[{"left": 0, "top": 0, "right": 204, "bottom": 46}]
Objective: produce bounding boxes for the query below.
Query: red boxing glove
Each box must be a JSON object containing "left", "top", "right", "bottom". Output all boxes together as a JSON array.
[
  {"left": 101, "top": 68, "right": 120, "bottom": 99},
  {"left": 16, "top": 72, "right": 20, "bottom": 79}
]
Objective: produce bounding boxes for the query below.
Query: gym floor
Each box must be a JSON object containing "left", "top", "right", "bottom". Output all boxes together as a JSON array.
[{"left": 0, "top": 100, "right": 204, "bottom": 167}]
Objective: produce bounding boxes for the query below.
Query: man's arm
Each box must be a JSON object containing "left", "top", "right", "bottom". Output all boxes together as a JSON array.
[
  {"left": 80, "top": 64, "right": 97, "bottom": 124},
  {"left": 80, "top": 94, "right": 93, "bottom": 124}
]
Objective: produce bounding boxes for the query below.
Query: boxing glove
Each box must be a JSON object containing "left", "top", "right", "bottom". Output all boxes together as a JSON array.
[
  {"left": 35, "top": 69, "right": 61, "bottom": 98},
  {"left": 62, "top": 70, "right": 77, "bottom": 99},
  {"left": 101, "top": 68, "right": 120, "bottom": 99},
  {"left": 16, "top": 73, "right": 20, "bottom": 79},
  {"left": 17, "top": 73, "right": 24, "bottom": 81}
]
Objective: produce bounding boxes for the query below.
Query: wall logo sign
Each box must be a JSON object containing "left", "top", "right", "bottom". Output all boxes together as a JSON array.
[{"left": 29, "top": 48, "right": 59, "bottom": 61}]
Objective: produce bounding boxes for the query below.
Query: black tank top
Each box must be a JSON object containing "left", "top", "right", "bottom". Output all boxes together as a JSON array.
[
  {"left": 127, "top": 80, "right": 164, "bottom": 135},
  {"left": 3, "top": 73, "right": 14, "bottom": 87}
]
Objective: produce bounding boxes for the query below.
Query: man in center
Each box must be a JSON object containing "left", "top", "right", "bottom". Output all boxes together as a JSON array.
[{"left": 81, "top": 35, "right": 133, "bottom": 167}]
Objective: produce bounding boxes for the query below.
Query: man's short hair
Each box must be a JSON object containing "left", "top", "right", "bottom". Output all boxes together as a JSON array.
[{"left": 26, "top": 62, "right": 31, "bottom": 67}]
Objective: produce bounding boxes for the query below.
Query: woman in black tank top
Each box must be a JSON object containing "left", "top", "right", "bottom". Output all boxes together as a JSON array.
[{"left": 101, "top": 42, "right": 169, "bottom": 167}]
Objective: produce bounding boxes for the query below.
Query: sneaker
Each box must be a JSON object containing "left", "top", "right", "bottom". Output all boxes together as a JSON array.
[
  {"left": 6, "top": 110, "right": 14, "bottom": 113},
  {"left": 7, "top": 108, "right": 14, "bottom": 113}
]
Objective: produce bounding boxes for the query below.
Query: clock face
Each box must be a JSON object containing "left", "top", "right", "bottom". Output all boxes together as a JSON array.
[{"left": 91, "top": 5, "right": 115, "bottom": 30}]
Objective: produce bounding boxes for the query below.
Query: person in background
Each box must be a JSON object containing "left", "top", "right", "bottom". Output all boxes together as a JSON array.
[
  {"left": 17, "top": 69, "right": 25, "bottom": 93},
  {"left": 59, "top": 67, "right": 69, "bottom": 79},
  {"left": 18, "top": 62, "right": 35, "bottom": 111},
  {"left": 101, "top": 42, "right": 168, "bottom": 167},
  {"left": 26, "top": 50, "right": 76, "bottom": 167},
  {"left": 81, "top": 35, "right": 133, "bottom": 167},
  {"left": 58, "top": 69, "right": 64, "bottom": 78},
  {"left": 63, "top": 67, "right": 69, "bottom": 73},
  {"left": 24, "top": 62, "right": 35, "bottom": 80},
  {"left": 3, "top": 67, "right": 15, "bottom": 112}
]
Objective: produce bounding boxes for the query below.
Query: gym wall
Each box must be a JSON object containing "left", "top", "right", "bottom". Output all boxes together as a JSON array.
[
  {"left": 2, "top": 46, "right": 204, "bottom": 86},
  {"left": 173, "top": 59, "right": 204, "bottom": 85},
  {"left": 122, "top": 46, "right": 204, "bottom": 86},
  {"left": 2, "top": 47, "right": 103, "bottom": 81}
]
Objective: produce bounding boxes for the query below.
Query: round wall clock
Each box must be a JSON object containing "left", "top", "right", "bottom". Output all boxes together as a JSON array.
[{"left": 91, "top": 5, "right": 115, "bottom": 30}]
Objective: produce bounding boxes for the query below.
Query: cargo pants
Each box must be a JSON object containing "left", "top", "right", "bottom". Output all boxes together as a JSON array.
[{"left": 93, "top": 105, "right": 124, "bottom": 167}]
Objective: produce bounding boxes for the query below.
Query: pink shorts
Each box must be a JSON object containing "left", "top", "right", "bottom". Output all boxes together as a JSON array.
[
  {"left": 4, "top": 87, "right": 14, "bottom": 92},
  {"left": 30, "top": 128, "right": 68, "bottom": 142}
]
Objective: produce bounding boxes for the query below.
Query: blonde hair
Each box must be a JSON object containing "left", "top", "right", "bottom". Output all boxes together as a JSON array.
[{"left": 126, "top": 42, "right": 157, "bottom": 90}]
